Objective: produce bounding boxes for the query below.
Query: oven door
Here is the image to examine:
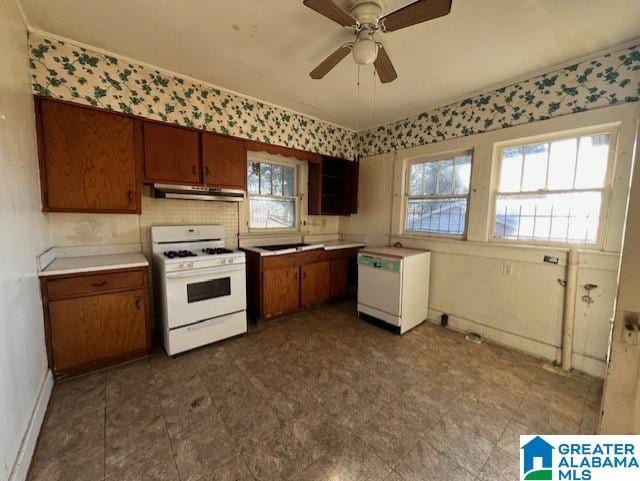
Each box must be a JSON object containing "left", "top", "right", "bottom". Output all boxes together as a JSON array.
[{"left": 165, "top": 264, "right": 246, "bottom": 329}]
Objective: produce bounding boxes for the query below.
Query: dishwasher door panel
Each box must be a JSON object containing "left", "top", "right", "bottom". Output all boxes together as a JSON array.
[{"left": 357, "top": 258, "right": 402, "bottom": 317}]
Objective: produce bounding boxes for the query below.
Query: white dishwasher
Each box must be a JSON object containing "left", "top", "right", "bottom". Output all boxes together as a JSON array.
[{"left": 357, "top": 247, "right": 430, "bottom": 334}]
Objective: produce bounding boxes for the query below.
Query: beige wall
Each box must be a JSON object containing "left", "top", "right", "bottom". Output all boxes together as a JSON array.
[
  {"left": 341, "top": 103, "right": 639, "bottom": 378},
  {"left": 601, "top": 126, "right": 640, "bottom": 434},
  {"left": 0, "top": 1, "right": 52, "bottom": 480}
]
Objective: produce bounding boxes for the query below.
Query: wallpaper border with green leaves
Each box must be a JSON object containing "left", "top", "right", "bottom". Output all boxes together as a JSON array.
[
  {"left": 28, "top": 32, "right": 356, "bottom": 159},
  {"left": 358, "top": 44, "right": 639, "bottom": 156},
  {"left": 30, "top": 33, "right": 639, "bottom": 160}
]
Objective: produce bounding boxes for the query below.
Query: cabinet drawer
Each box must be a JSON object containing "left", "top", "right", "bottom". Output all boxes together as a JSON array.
[{"left": 45, "top": 269, "right": 144, "bottom": 299}]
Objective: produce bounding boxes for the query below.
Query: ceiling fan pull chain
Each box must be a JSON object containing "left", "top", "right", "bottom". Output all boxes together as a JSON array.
[
  {"left": 356, "top": 64, "right": 361, "bottom": 156},
  {"left": 372, "top": 66, "right": 377, "bottom": 128}
]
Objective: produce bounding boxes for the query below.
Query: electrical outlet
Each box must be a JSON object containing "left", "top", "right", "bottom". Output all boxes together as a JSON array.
[{"left": 502, "top": 262, "right": 513, "bottom": 275}]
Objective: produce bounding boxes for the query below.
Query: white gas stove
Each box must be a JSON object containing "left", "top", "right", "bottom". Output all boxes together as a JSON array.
[{"left": 151, "top": 225, "right": 247, "bottom": 355}]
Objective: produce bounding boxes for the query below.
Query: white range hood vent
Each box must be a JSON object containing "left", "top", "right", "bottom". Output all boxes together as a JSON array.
[{"left": 153, "top": 184, "right": 245, "bottom": 202}]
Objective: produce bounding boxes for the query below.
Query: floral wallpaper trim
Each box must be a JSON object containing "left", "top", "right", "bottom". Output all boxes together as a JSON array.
[
  {"left": 359, "top": 44, "right": 640, "bottom": 157},
  {"left": 29, "top": 32, "right": 355, "bottom": 159}
]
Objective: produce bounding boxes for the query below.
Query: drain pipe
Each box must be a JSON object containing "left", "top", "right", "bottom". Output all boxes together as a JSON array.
[{"left": 561, "top": 249, "right": 579, "bottom": 371}]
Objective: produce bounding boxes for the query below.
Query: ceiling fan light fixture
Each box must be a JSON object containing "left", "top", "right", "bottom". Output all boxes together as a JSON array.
[{"left": 352, "top": 32, "right": 377, "bottom": 65}]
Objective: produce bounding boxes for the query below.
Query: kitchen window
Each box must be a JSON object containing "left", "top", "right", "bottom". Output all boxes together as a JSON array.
[
  {"left": 405, "top": 153, "right": 472, "bottom": 236},
  {"left": 493, "top": 130, "right": 614, "bottom": 245},
  {"left": 248, "top": 160, "right": 297, "bottom": 229}
]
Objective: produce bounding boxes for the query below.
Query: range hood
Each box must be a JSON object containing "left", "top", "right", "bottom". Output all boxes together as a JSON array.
[{"left": 153, "top": 184, "right": 245, "bottom": 202}]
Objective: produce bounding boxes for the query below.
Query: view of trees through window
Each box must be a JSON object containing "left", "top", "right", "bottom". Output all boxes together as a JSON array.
[
  {"left": 495, "top": 133, "right": 611, "bottom": 244},
  {"left": 248, "top": 160, "right": 296, "bottom": 229},
  {"left": 405, "top": 154, "right": 472, "bottom": 235}
]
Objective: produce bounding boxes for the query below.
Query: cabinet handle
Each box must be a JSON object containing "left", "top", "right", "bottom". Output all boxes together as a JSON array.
[
  {"left": 204, "top": 166, "right": 210, "bottom": 177},
  {"left": 294, "top": 271, "right": 299, "bottom": 280},
  {"left": 92, "top": 280, "right": 107, "bottom": 287},
  {"left": 127, "top": 190, "right": 133, "bottom": 203},
  {"left": 302, "top": 270, "right": 306, "bottom": 280},
  {"left": 135, "top": 297, "right": 141, "bottom": 310},
  {"left": 192, "top": 165, "right": 197, "bottom": 176}
]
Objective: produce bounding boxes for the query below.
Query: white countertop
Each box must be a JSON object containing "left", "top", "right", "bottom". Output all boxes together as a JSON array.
[
  {"left": 243, "top": 241, "right": 365, "bottom": 256},
  {"left": 322, "top": 240, "right": 366, "bottom": 250},
  {"left": 39, "top": 253, "right": 149, "bottom": 277},
  {"left": 359, "top": 246, "right": 429, "bottom": 259}
]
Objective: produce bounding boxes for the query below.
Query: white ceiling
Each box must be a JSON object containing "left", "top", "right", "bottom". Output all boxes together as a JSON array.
[{"left": 19, "top": 0, "right": 640, "bottom": 130}]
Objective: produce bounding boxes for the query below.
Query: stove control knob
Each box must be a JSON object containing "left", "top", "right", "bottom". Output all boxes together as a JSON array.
[
  {"left": 179, "top": 263, "right": 185, "bottom": 269},
  {"left": 227, "top": 258, "right": 233, "bottom": 264},
  {"left": 187, "top": 262, "right": 194, "bottom": 269}
]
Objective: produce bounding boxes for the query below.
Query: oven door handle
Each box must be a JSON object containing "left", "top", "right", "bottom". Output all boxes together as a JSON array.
[
  {"left": 166, "top": 264, "right": 244, "bottom": 279},
  {"left": 186, "top": 314, "right": 237, "bottom": 331}
]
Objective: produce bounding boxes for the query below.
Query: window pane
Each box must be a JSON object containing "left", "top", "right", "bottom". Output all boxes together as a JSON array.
[
  {"left": 259, "top": 163, "right": 272, "bottom": 195},
  {"left": 436, "top": 159, "right": 453, "bottom": 195},
  {"left": 499, "top": 147, "right": 523, "bottom": 192},
  {"left": 547, "top": 138, "right": 577, "bottom": 190},
  {"left": 248, "top": 161, "right": 260, "bottom": 194},
  {"left": 406, "top": 198, "right": 467, "bottom": 235},
  {"left": 283, "top": 166, "right": 294, "bottom": 196},
  {"left": 409, "top": 163, "right": 424, "bottom": 196},
  {"left": 271, "top": 165, "right": 283, "bottom": 196},
  {"left": 409, "top": 162, "right": 437, "bottom": 195},
  {"left": 494, "top": 192, "right": 602, "bottom": 244},
  {"left": 249, "top": 197, "right": 295, "bottom": 229},
  {"left": 575, "top": 134, "right": 610, "bottom": 189},
  {"left": 521, "top": 143, "right": 548, "bottom": 191},
  {"left": 453, "top": 155, "right": 471, "bottom": 194}
]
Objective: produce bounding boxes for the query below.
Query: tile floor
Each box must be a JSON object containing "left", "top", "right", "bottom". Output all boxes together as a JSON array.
[{"left": 28, "top": 301, "right": 603, "bottom": 481}]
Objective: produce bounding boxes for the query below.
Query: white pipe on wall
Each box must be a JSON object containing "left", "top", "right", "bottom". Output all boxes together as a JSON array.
[{"left": 562, "top": 249, "right": 579, "bottom": 371}]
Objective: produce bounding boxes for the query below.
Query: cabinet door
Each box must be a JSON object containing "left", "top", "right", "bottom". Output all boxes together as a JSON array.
[
  {"left": 330, "top": 258, "right": 349, "bottom": 299},
  {"left": 143, "top": 122, "right": 201, "bottom": 184},
  {"left": 49, "top": 289, "right": 148, "bottom": 372},
  {"left": 263, "top": 266, "right": 299, "bottom": 317},
  {"left": 301, "top": 261, "right": 330, "bottom": 307},
  {"left": 202, "top": 133, "right": 247, "bottom": 189},
  {"left": 38, "top": 99, "right": 139, "bottom": 213}
]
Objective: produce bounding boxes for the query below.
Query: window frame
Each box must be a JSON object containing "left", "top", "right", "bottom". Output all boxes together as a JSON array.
[
  {"left": 403, "top": 149, "right": 474, "bottom": 239},
  {"left": 490, "top": 125, "right": 619, "bottom": 249},
  {"left": 247, "top": 154, "right": 300, "bottom": 232}
]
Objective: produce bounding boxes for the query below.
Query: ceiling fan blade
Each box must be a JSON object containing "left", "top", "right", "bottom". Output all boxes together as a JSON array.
[
  {"left": 374, "top": 43, "right": 397, "bottom": 83},
  {"left": 310, "top": 44, "right": 352, "bottom": 79},
  {"left": 303, "top": 0, "right": 357, "bottom": 27},
  {"left": 381, "top": 0, "right": 452, "bottom": 32}
]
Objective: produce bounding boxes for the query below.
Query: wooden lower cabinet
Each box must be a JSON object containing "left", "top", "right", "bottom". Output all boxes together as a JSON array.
[
  {"left": 301, "top": 261, "right": 330, "bottom": 307},
  {"left": 263, "top": 266, "right": 299, "bottom": 318},
  {"left": 41, "top": 267, "right": 151, "bottom": 377},
  {"left": 245, "top": 247, "right": 360, "bottom": 321},
  {"left": 330, "top": 258, "right": 350, "bottom": 299}
]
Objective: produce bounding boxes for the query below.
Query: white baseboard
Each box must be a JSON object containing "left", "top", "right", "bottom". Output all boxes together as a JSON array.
[
  {"left": 572, "top": 352, "right": 606, "bottom": 378},
  {"left": 427, "top": 308, "right": 606, "bottom": 378},
  {"left": 8, "top": 370, "right": 53, "bottom": 481},
  {"left": 427, "top": 307, "right": 560, "bottom": 362}
]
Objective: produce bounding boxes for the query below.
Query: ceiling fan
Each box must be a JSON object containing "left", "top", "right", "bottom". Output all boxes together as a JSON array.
[{"left": 305, "top": 0, "right": 452, "bottom": 83}]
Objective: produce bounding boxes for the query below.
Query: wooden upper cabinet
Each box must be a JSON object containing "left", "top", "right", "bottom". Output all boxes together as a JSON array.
[
  {"left": 307, "top": 156, "right": 359, "bottom": 216},
  {"left": 143, "top": 121, "right": 201, "bottom": 184},
  {"left": 36, "top": 99, "right": 140, "bottom": 213},
  {"left": 202, "top": 133, "right": 247, "bottom": 189}
]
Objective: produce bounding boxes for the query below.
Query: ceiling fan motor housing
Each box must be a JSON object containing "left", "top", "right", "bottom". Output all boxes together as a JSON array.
[
  {"left": 350, "top": 0, "right": 384, "bottom": 27},
  {"left": 349, "top": 1, "right": 384, "bottom": 65}
]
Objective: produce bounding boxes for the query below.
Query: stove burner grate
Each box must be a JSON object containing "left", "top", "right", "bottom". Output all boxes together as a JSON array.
[
  {"left": 164, "top": 250, "right": 197, "bottom": 259},
  {"left": 202, "top": 247, "right": 234, "bottom": 255}
]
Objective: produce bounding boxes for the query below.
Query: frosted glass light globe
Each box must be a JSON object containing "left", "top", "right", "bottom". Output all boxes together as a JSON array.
[{"left": 352, "top": 35, "right": 378, "bottom": 65}]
